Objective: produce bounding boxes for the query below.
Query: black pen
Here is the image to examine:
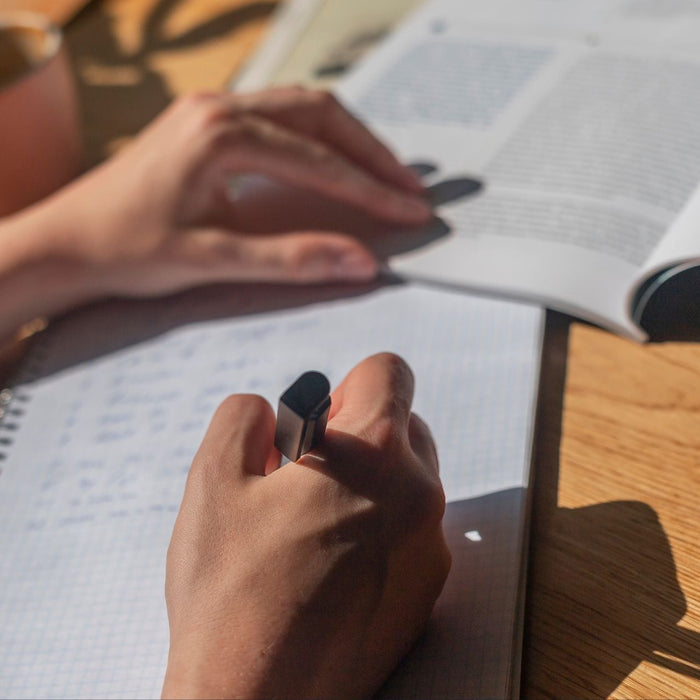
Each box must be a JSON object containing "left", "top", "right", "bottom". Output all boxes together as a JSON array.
[{"left": 274, "top": 371, "right": 331, "bottom": 463}]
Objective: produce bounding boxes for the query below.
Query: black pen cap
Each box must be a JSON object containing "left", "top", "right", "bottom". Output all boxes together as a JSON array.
[{"left": 274, "top": 371, "right": 331, "bottom": 462}]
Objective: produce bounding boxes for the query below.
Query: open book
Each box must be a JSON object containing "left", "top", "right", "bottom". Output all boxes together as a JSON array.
[{"left": 329, "top": 0, "right": 700, "bottom": 341}]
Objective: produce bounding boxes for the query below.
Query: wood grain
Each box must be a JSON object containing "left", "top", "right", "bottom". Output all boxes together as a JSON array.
[{"left": 525, "top": 318, "right": 700, "bottom": 698}]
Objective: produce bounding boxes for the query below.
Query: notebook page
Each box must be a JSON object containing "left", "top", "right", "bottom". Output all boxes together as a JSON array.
[{"left": 0, "top": 284, "right": 542, "bottom": 698}]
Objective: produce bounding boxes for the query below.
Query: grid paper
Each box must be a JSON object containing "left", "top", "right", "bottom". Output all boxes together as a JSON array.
[{"left": 0, "top": 283, "right": 542, "bottom": 698}]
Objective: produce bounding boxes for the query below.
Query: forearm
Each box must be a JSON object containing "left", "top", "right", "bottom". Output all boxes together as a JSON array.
[{"left": 0, "top": 198, "right": 95, "bottom": 342}]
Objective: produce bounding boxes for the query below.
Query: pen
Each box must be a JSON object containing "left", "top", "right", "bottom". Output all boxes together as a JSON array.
[{"left": 274, "top": 371, "right": 331, "bottom": 462}]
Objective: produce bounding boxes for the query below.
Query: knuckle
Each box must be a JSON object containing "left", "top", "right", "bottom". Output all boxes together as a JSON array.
[
  {"left": 175, "top": 94, "right": 238, "bottom": 141},
  {"left": 408, "top": 412, "right": 437, "bottom": 457},
  {"left": 387, "top": 351, "right": 414, "bottom": 384},
  {"left": 186, "top": 394, "right": 271, "bottom": 496},
  {"left": 375, "top": 352, "right": 415, "bottom": 402},
  {"left": 315, "top": 488, "right": 385, "bottom": 554},
  {"left": 408, "top": 412, "right": 427, "bottom": 442},
  {"left": 269, "top": 84, "right": 310, "bottom": 112},
  {"left": 179, "top": 91, "right": 216, "bottom": 108},
  {"left": 175, "top": 92, "right": 218, "bottom": 120},
  {"left": 170, "top": 93, "right": 197, "bottom": 115},
  {"left": 423, "top": 476, "right": 447, "bottom": 523},
  {"left": 233, "top": 114, "right": 262, "bottom": 137},
  {"left": 213, "top": 393, "right": 246, "bottom": 421},
  {"left": 279, "top": 241, "right": 318, "bottom": 281},
  {"left": 369, "top": 415, "right": 404, "bottom": 453},
  {"left": 204, "top": 117, "right": 259, "bottom": 154},
  {"left": 288, "top": 83, "right": 309, "bottom": 98},
  {"left": 306, "top": 137, "right": 335, "bottom": 166},
  {"left": 388, "top": 391, "right": 412, "bottom": 425},
  {"left": 213, "top": 393, "right": 268, "bottom": 426},
  {"left": 374, "top": 351, "right": 412, "bottom": 377},
  {"left": 311, "top": 88, "right": 340, "bottom": 113},
  {"left": 402, "top": 469, "right": 447, "bottom": 530}
]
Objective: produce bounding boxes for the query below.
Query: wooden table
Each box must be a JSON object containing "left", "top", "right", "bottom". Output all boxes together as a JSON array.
[
  {"left": 12, "top": 0, "right": 700, "bottom": 696},
  {"left": 526, "top": 315, "right": 700, "bottom": 698}
]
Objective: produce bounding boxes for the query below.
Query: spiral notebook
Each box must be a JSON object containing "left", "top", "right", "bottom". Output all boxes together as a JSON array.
[{"left": 0, "top": 281, "right": 542, "bottom": 699}]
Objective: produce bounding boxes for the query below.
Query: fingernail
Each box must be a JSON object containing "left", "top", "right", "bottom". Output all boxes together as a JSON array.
[
  {"left": 333, "top": 251, "right": 378, "bottom": 280},
  {"left": 402, "top": 195, "right": 433, "bottom": 221},
  {"left": 401, "top": 165, "right": 426, "bottom": 191}
]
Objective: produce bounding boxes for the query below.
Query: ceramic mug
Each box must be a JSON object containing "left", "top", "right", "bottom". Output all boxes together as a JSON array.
[{"left": 0, "top": 12, "right": 81, "bottom": 217}]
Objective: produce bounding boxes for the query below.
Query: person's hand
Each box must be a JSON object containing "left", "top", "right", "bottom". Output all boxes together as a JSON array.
[
  {"left": 0, "top": 88, "right": 431, "bottom": 339},
  {"left": 161, "top": 353, "right": 451, "bottom": 699},
  {"left": 47, "top": 87, "right": 431, "bottom": 290}
]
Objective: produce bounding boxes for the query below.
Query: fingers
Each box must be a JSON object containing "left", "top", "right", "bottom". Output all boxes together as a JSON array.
[
  {"left": 228, "top": 87, "right": 424, "bottom": 193},
  {"left": 191, "top": 394, "right": 278, "bottom": 485},
  {"left": 329, "top": 352, "right": 416, "bottom": 432},
  {"left": 317, "top": 94, "right": 423, "bottom": 192},
  {"left": 183, "top": 228, "right": 379, "bottom": 283},
  {"left": 326, "top": 353, "right": 439, "bottom": 479},
  {"left": 203, "top": 116, "right": 432, "bottom": 225},
  {"left": 235, "top": 230, "right": 378, "bottom": 283}
]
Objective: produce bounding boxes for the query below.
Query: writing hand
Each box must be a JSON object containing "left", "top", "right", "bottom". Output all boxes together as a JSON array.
[{"left": 162, "top": 353, "right": 450, "bottom": 699}]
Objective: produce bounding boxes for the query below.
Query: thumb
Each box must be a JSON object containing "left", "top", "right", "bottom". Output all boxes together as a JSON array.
[{"left": 204, "top": 229, "right": 380, "bottom": 283}]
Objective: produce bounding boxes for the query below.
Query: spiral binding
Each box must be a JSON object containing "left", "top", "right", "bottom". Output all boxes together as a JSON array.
[{"left": 0, "top": 330, "right": 53, "bottom": 467}]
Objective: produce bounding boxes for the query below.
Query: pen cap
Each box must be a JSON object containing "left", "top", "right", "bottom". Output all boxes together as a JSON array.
[{"left": 274, "top": 371, "right": 331, "bottom": 462}]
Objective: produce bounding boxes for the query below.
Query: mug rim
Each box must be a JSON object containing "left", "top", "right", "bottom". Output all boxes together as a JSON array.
[{"left": 0, "top": 11, "right": 63, "bottom": 92}]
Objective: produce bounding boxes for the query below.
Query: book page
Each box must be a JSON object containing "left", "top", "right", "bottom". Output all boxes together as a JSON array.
[
  {"left": 338, "top": 0, "right": 700, "bottom": 338},
  {"left": 232, "top": 0, "right": 324, "bottom": 91},
  {"left": 0, "top": 283, "right": 542, "bottom": 698},
  {"left": 232, "top": 0, "right": 422, "bottom": 91},
  {"left": 269, "top": 0, "right": 422, "bottom": 88},
  {"left": 635, "top": 181, "right": 700, "bottom": 282}
]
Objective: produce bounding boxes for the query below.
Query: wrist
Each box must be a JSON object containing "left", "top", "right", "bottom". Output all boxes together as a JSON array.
[{"left": 0, "top": 196, "right": 98, "bottom": 340}]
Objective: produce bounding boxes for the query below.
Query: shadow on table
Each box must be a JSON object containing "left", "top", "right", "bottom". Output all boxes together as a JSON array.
[
  {"left": 65, "top": 0, "right": 277, "bottom": 165},
  {"left": 525, "top": 314, "right": 700, "bottom": 697},
  {"left": 531, "top": 500, "right": 699, "bottom": 697}
]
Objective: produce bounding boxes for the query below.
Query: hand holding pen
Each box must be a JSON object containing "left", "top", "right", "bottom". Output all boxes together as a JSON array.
[{"left": 162, "top": 353, "right": 450, "bottom": 699}]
